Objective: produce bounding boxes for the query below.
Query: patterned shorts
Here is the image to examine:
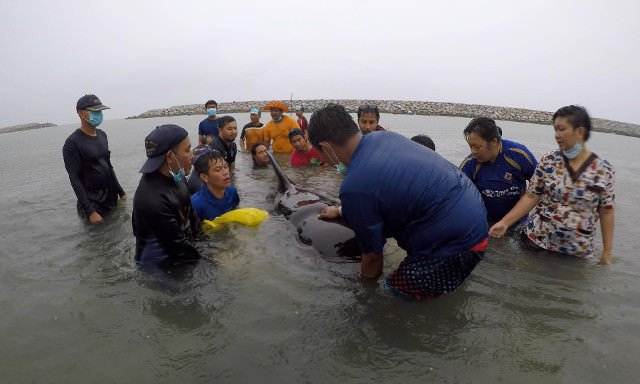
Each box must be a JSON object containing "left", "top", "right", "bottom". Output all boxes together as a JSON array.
[{"left": 384, "top": 247, "right": 485, "bottom": 300}]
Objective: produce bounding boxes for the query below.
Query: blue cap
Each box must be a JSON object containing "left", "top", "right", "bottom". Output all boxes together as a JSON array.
[
  {"left": 76, "top": 94, "right": 110, "bottom": 111},
  {"left": 288, "top": 128, "right": 304, "bottom": 141},
  {"left": 139, "top": 124, "right": 189, "bottom": 173},
  {"left": 250, "top": 108, "right": 259, "bottom": 115}
]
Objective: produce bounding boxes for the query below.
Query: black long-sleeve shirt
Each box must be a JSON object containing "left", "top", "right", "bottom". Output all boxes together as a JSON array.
[
  {"left": 132, "top": 171, "right": 203, "bottom": 264},
  {"left": 62, "top": 128, "right": 124, "bottom": 217}
]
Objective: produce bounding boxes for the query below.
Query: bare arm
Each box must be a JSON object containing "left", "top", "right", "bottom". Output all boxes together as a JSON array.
[
  {"left": 489, "top": 192, "right": 541, "bottom": 237},
  {"left": 599, "top": 207, "right": 615, "bottom": 264},
  {"left": 361, "top": 252, "right": 383, "bottom": 279}
]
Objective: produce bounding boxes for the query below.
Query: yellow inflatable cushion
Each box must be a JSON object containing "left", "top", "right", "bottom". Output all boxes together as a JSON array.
[{"left": 202, "top": 208, "right": 269, "bottom": 231}]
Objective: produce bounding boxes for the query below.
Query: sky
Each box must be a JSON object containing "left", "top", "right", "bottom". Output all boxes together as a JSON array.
[{"left": 1, "top": 0, "right": 639, "bottom": 127}]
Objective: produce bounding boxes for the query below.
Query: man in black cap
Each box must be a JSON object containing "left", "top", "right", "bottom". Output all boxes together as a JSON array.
[
  {"left": 63, "top": 94, "right": 126, "bottom": 224},
  {"left": 132, "top": 124, "right": 203, "bottom": 272}
]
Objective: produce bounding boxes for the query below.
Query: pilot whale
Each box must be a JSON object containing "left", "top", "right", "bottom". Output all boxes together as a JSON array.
[{"left": 267, "top": 152, "right": 360, "bottom": 260}]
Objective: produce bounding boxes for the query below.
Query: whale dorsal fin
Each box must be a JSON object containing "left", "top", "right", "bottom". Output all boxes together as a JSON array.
[{"left": 267, "top": 152, "right": 297, "bottom": 194}]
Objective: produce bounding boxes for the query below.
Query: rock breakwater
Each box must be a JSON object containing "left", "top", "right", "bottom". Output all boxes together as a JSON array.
[{"left": 128, "top": 99, "right": 640, "bottom": 138}]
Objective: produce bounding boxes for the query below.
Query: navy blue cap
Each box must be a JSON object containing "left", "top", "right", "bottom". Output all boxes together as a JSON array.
[
  {"left": 76, "top": 94, "right": 110, "bottom": 111},
  {"left": 288, "top": 128, "right": 304, "bottom": 141},
  {"left": 139, "top": 124, "right": 189, "bottom": 173}
]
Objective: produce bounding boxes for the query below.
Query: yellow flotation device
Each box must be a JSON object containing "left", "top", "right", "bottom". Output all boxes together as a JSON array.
[{"left": 202, "top": 208, "right": 269, "bottom": 231}]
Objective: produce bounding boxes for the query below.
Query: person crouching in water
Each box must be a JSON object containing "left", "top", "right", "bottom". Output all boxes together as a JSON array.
[
  {"left": 289, "top": 129, "right": 325, "bottom": 166},
  {"left": 190, "top": 145, "right": 240, "bottom": 221},
  {"left": 132, "top": 124, "right": 203, "bottom": 273},
  {"left": 311, "top": 104, "right": 488, "bottom": 299}
]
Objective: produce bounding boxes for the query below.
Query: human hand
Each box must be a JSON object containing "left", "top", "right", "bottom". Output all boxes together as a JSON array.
[
  {"left": 89, "top": 212, "right": 104, "bottom": 224},
  {"left": 318, "top": 206, "right": 340, "bottom": 220},
  {"left": 489, "top": 221, "right": 508, "bottom": 238},
  {"left": 120, "top": 194, "right": 128, "bottom": 201}
]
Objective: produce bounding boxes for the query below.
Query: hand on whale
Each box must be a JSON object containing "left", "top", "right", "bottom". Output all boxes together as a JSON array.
[{"left": 267, "top": 152, "right": 361, "bottom": 260}]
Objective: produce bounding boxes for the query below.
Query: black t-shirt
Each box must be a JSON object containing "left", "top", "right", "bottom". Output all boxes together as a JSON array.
[
  {"left": 210, "top": 137, "right": 237, "bottom": 166},
  {"left": 132, "top": 171, "right": 203, "bottom": 263},
  {"left": 62, "top": 128, "right": 124, "bottom": 217},
  {"left": 240, "top": 122, "right": 264, "bottom": 139}
]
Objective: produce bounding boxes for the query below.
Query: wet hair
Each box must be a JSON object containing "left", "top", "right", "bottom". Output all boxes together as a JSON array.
[
  {"left": 463, "top": 117, "right": 502, "bottom": 143},
  {"left": 288, "top": 129, "right": 305, "bottom": 142},
  {"left": 193, "top": 145, "right": 226, "bottom": 176},
  {"left": 357, "top": 104, "right": 380, "bottom": 121},
  {"left": 308, "top": 103, "right": 359, "bottom": 148},
  {"left": 218, "top": 115, "right": 236, "bottom": 130},
  {"left": 411, "top": 135, "right": 436, "bottom": 151},
  {"left": 553, "top": 105, "right": 591, "bottom": 141},
  {"left": 204, "top": 99, "right": 217, "bottom": 109},
  {"left": 251, "top": 142, "right": 268, "bottom": 166}
]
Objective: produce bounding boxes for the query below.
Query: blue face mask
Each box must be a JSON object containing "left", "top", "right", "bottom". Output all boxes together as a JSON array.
[
  {"left": 88, "top": 111, "right": 103, "bottom": 127},
  {"left": 207, "top": 108, "right": 217, "bottom": 117},
  {"left": 562, "top": 143, "right": 583, "bottom": 159},
  {"left": 336, "top": 162, "right": 348, "bottom": 175},
  {"left": 325, "top": 143, "right": 348, "bottom": 175},
  {"left": 168, "top": 152, "right": 186, "bottom": 184}
]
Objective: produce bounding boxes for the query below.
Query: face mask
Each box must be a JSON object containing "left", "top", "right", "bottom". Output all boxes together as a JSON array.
[
  {"left": 88, "top": 111, "right": 103, "bottom": 127},
  {"left": 562, "top": 143, "right": 583, "bottom": 159},
  {"left": 325, "top": 143, "right": 348, "bottom": 175},
  {"left": 168, "top": 152, "right": 186, "bottom": 184},
  {"left": 336, "top": 162, "right": 348, "bottom": 175},
  {"left": 207, "top": 108, "right": 217, "bottom": 117},
  {"left": 273, "top": 116, "right": 283, "bottom": 123}
]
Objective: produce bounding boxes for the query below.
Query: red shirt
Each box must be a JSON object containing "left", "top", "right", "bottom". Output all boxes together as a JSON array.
[
  {"left": 297, "top": 116, "right": 308, "bottom": 133},
  {"left": 290, "top": 147, "right": 324, "bottom": 166}
]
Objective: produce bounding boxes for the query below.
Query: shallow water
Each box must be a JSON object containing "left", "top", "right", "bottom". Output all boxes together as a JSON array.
[{"left": 1, "top": 113, "right": 639, "bottom": 383}]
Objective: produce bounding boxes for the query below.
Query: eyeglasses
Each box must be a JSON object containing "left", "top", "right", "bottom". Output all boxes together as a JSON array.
[
  {"left": 192, "top": 145, "right": 222, "bottom": 164},
  {"left": 357, "top": 104, "right": 379, "bottom": 112}
]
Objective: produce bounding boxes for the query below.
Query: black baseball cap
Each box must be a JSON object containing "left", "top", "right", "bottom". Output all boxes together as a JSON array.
[
  {"left": 76, "top": 94, "right": 110, "bottom": 111},
  {"left": 139, "top": 124, "right": 189, "bottom": 173}
]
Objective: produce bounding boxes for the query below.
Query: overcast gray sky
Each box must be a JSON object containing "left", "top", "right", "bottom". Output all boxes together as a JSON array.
[{"left": 1, "top": 0, "right": 639, "bottom": 127}]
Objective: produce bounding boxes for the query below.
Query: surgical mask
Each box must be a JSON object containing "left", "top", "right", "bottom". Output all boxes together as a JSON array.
[
  {"left": 562, "top": 143, "right": 583, "bottom": 159},
  {"left": 273, "top": 116, "right": 283, "bottom": 123},
  {"left": 207, "top": 108, "right": 217, "bottom": 117},
  {"left": 325, "top": 143, "right": 348, "bottom": 175},
  {"left": 168, "top": 152, "right": 186, "bottom": 184},
  {"left": 88, "top": 111, "right": 103, "bottom": 127}
]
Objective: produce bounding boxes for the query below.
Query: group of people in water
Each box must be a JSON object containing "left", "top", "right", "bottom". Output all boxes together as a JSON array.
[{"left": 63, "top": 94, "right": 615, "bottom": 299}]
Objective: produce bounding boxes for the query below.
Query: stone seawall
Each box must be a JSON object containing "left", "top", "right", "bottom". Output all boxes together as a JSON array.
[
  {"left": 127, "top": 99, "right": 640, "bottom": 138},
  {"left": 0, "top": 122, "right": 57, "bottom": 135}
]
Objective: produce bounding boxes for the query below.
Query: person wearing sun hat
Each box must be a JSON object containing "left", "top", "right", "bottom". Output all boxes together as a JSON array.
[
  {"left": 132, "top": 124, "right": 203, "bottom": 272},
  {"left": 63, "top": 94, "right": 126, "bottom": 224},
  {"left": 262, "top": 100, "right": 300, "bottom": 153},
  {"left": 240, "top": 107, "right": 264, "bottom": 152}
]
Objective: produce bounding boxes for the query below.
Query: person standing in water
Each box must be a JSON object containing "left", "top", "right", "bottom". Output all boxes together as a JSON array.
[
  {"left": 132, "top": 124, "right": 203, "bottom": 272},
  {"left": 198, "top": 99, "right": 220, "bottom": 145},
  {"left": 289, "top": 129, "right": 324, "bottom": 166},
  {"left": 294, "top": 105, "right": 308, "bottom": 136},
  {"left": 262, "top": 100, "right": 300, "bottom": 153},
  {"left": 357, "top": 104, "right": 386, "bottom": 135},
  {"left": 460, "top": 117, "right": 537, "bottom": 224},
  {"left": 190, "top": 146, "right": 240, "bottom": 221},
  {"left": 240, "top": 108, "right": 264, "bottom": 152},
  {"left": 489, "top": 105, "right": 615, "bottom": 264},
  {"left": 62, "top": 94, "right": 126, "bottom": 224}
]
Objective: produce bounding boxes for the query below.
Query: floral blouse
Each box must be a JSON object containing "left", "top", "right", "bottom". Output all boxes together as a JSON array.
[{"left": 524, "top": 150, "right": 615, "bottom": 257}]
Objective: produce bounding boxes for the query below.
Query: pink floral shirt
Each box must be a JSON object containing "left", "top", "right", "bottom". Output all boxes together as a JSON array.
[{"left": 524, "top": 151, "right": 615, "bottom": 257}]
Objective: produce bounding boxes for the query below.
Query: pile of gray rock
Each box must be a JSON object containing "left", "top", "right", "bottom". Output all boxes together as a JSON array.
[
  {"left": 0, "top": 122, "right": 57, "bottom": 135},
  {"left": 127, "top": 99, "right": 640, "bottom": 138}
]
